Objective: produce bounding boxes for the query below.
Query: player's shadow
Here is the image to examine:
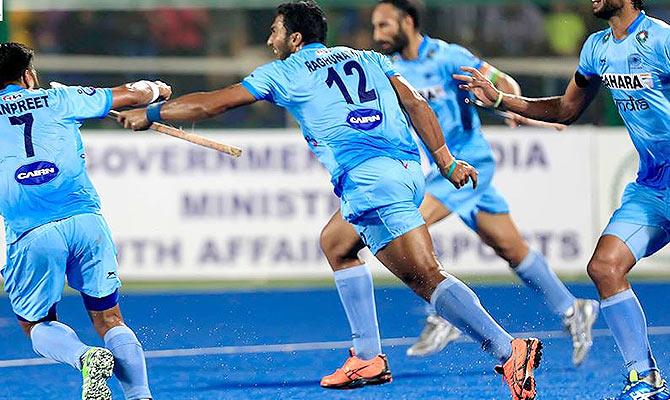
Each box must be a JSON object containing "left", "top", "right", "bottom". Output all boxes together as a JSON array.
[{"left": 201, "top": 371, "right": 437, "bottom": 390}]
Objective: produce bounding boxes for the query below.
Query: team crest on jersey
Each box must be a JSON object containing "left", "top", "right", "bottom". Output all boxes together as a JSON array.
[
  {"left": 15, "top": 161, "right": 60, "bottom": 185},
  {"left": 2, "top": 93, "right": 22, "bottom": 101},
  {"left": 346, "top": 109, "right": 383, "bottom": 130},
  {"left": 636, "top": 30, "right": 649, "bottom": 44},
  {"left": 602, "top": 73, "right": 653, "bottom": 91}
]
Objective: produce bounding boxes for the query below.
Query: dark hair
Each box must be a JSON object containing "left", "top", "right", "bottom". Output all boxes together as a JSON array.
[
  {"left": 276, "top": 1, "right": 327, "bottom": 45},
  {"left": 632, "top": 0, "right": 644, "bottom": 10},
  {"left": 377, "top": 0, "right": 425, "bottom": 29},
  {"left": 0, "top": 42, "right": 34, "bottom": 89}
]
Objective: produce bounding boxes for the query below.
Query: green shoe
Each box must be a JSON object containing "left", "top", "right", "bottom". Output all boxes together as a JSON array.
[{"left": 81, "top": 347, "right": 115, "bottom": 400}]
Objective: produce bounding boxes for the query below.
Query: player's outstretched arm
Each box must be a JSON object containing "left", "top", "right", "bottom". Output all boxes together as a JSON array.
[
  {"left": 454, "top": 67, "right": 600, "bottom": 125},
  {"left": 116, "top": 83, "right": 257, "bottom": 131},
  {"left": 389, "top": 75, "right": 477, "bottom": 189},
  {"left": 110, "top": 81, "right": 172, "bottom": 109}
]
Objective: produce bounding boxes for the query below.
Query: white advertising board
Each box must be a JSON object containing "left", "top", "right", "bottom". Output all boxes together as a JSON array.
[{"left": 1, "top": 126, "right": 662, "bottom": 280}]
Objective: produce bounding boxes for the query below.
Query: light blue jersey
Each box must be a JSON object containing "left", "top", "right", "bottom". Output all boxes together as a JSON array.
[
  {"left": 579, "top": 12, "right": 670, "bottom": 189},
  {"left": 241, "top": 43, "right": 420, "bottom": 196},
  {"left": 391, "top": 37, "right": 483, "bottom": 153},
  {"left": 0, "top": 84, "right": 112, "bottom": 243},
  {"left": 390, "top": 36, "right": 510, "bottom": 226}
]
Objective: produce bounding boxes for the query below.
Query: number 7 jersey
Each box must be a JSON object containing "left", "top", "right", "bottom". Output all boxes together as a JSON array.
[
  {"left": 0, "top": 84, "right": 113, "bottom": 243},
  {"left": 241, "top": 43, "right": 420, "bottom": 196}
]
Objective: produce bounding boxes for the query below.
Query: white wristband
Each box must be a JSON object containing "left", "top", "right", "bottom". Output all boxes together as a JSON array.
[{"left": 130, "top": 80, "right": 160, "bottom": 103}]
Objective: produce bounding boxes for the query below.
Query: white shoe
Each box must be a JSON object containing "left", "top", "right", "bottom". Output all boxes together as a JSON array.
[
  {"left": 563, "top": 298, "right": 599, "bottom": 366},
  {"left": 406, "top": 315, "right": 461, "bottom": 357}
]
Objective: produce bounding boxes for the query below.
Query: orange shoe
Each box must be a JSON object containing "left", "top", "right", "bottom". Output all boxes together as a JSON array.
[
  {"left": 495, "top": 338, "right": 543, "bottom": 400},
  {"left": 320, "top": 348, "right": 392, "bottom": 390}
]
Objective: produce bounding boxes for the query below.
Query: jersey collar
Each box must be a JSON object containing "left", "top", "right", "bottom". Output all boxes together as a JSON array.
[
  {"left": 300, "top": 42, "right": 326, "bottom": 52},
  {"left": 0, "top": 84, "right": 24, "bottom": 94},
  {"left": 392, "top": 36, "right": 430, "bottom": 61},
  {"left": 612, "top": 11, "right": 646, "bottom": 43},
  {"left": 417, "top": 36, "right": 431, "bottom": 58}
]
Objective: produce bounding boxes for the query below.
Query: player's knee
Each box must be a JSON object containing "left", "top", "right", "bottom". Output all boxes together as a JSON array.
[
  {"left": 489, "top": 236, "right": 529, "bottom": 266},
  {"left": 17, "top": 304, "right": 58, "bottom": 336},
  {"left": 319, "top": 224, "right": 338, "bottom": 257},
  {"left": 587, "top": 251, "right": 626, "bottom": 284},
  {"left": 82, "top": 290, "right": 124, "bottom": 334},
  {"left": 319, "top": 225, "right": 359, "bottom": 269},
  {"left": 394, "top": 256, "right": 444, "bottom": 299}
]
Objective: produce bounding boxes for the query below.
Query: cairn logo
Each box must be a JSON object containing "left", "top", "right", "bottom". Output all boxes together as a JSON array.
[
  {"left": 107, "top": 271, "right": 117, "bottom": 280},
  {"left": 346, "top": 109, "right": 383, "bottom": 130},
  {"left": 2, "top": 93, "right": 22, "bottom": 102},
  {"left": 77, "top": 87, "right": 97, "bottom": 96},
  {"left": 15, "top": 161, "right": 59, "bottom": 185}
]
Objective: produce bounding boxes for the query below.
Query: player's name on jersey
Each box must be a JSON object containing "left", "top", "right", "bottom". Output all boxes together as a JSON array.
[
  {"left": 601, "top": 72, "right": 653, "bottom": 91},
  {"left": 304, "top": 50, "right": 353, "bottom": 73},
  {"left": 0, "top": 95, "right": 49, "bottom": 115}
]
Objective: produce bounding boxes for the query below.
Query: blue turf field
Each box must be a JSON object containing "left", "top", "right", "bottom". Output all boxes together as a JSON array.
[{"left": 0, "top": 282, "right": 669, "bottom": 399}]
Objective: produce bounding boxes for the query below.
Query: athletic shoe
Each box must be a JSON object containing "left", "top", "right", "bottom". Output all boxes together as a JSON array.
[
  {"left": 81, "top": 347, "right": 115, "bottom": 400},
  {"left": 563, "top": 299, "right": 599, "bottom": 366},
  {"left": 606, "top": 370, "right": 670, "bottom": 400},
  {"left": 406, "top": 315, "right": 461, "bottom": 357},
  {"left": 495, "top": 338, "right": 543, "bottom": 400},
  {"left": 320, "top": 348, "right": 392, "bottom": 389}
]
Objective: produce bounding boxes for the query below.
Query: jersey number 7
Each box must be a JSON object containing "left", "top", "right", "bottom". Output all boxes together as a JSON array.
[
  {"left": 326, "top": 60, "right": 378, "bottom": 104},
  {"left": 9, "top": 113, "right": 34, "bottom": 158}
]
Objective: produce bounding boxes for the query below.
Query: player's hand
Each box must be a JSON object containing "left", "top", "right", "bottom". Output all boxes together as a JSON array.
[
  {"left": 154, "top": 80, "right": 172, "bottom": 100},
  {"left": 506, "top": 111, "right": 567, "bottom": 131},
  {"left": 453, "top": 67, "right": 500, "bottom": 105},
  {"left": 117, "top": 108, "right": 151, "bottom": 131},
  {"left": 441, "top": 160, "right": 478, "bottom": 189}
]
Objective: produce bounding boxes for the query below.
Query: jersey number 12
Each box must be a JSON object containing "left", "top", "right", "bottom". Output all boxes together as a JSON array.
[
  {"left": 326, "top": 60, "right": 378, "bottom": 104},
  {"left": 9, "top": 113, "right": 35, "bottom": 158}
]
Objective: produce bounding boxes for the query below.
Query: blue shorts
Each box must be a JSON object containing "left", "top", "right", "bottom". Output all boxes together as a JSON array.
[
  {"left": 340, "top": 157, "right": 425, "bottom": 254},
  {"left": 2, "top": 213, "right": 121, "bottom": 321},
  {"left": 602, "top": 182, "right": 670, "bottom": 261},
  {"left": 425, "top": 136, "right": 509, "bottom": 230}
]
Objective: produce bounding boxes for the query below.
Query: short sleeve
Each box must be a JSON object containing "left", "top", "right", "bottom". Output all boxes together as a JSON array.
[
  {"left": 241, "top": 62, "right": 285, "bottom": 104},
  {"left": 48, "top": 86, "right": 112, "bottom": 120},
  {"left": 577, "top": 33, "right": 599, "bottom": 78},
  {"left": 444, "top": 44, "right": 483, "bottom": 75},
  {"left": 371, "top": 51, "right": 398, "bottom": 78}
]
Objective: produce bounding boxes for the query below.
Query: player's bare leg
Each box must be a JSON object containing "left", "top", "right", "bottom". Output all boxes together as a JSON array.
[
  {"left": 87, "top": 303, "right": 153, "bottom": 400},
  {"left": 587, "top": 235, "right": 669, "bottom": 399},
  {"left": 409, "top": 195, "right": 596, "bottom": 365},
  {"left": 406, "top": 195, "right": 462, "bottom": 357},
  {"left": 376, "top": 225, "right": 542, "bottom": 399},
  {"left": 320, "top": 210, "right": 366, "bottom": 272},
  {"left": 477, "top": 212, "right": 598, "bottom": 366}
]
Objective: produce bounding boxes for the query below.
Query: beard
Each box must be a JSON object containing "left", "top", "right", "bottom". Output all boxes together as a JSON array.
[
  {"left": 273, "top": 38, "right": 293, "bottom": 60},
  {"left": 594, "top": 1, "right": 622, "bottom": 19},
  {"left": 377, "top": 30, "right": 410, "bottom": 55}
]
